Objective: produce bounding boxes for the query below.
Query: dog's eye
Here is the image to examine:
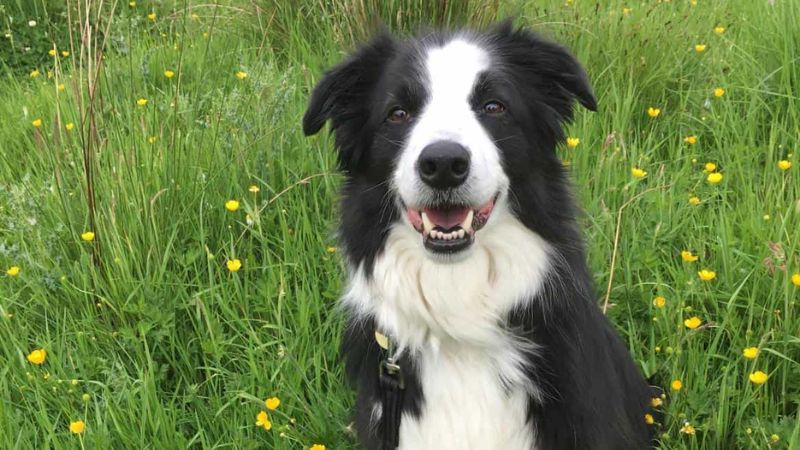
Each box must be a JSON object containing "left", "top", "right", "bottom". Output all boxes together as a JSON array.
[
  {"left": 387, "top": 108, "right": 410, "bottom": 123},
  {"left": 483, "top": 101, "right": 506, "bottom": 114}
]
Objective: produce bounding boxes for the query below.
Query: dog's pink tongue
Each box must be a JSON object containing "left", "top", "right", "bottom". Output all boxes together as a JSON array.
[{"left": 424, "top": 207, "right": 470, "bottom": 229}]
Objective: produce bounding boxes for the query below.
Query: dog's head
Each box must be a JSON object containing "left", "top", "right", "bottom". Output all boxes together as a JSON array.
[{"left": 304, "top": 22, "right": 595, "bottom": 263}]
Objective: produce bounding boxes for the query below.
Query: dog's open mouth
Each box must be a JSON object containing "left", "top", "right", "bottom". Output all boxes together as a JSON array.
[{"left": 406, "top": 195, "right": 497, "bottom": 254}]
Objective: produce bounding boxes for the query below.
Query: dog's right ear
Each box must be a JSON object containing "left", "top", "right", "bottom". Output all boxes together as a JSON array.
[{"left": 302, "top": 34, "right": 396, "bottom": 137}]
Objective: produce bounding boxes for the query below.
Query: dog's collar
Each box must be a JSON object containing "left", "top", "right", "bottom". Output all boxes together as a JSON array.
[{"left": 375, "top": 329, "right": 404, "bottom": 449}]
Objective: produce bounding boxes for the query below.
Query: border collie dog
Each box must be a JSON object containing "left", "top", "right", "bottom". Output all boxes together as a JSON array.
[{"left": 304, "top": 22, "right": 654, "bottom": 450}]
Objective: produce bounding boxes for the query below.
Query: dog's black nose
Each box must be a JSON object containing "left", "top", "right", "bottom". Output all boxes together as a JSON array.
[{"left": 417, "top": 141, "right": 470, "bottom": 189}]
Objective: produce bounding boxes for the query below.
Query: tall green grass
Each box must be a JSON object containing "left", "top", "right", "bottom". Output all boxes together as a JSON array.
[{"left": 1, "top": 0, "right": 798, "bottom": 448}]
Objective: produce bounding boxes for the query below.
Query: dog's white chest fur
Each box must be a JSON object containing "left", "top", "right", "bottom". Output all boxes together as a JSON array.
[{"left": 345, "top": 211, "right": 551, "bottom": 449}]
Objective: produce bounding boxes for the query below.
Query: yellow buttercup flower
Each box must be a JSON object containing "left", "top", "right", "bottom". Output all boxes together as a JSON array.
[
  {"left": 32, "top": 119, "right": 43, "bottom": 128},
  {"left": 148, "top": 136, "right": 158, "bottom": 144},
  {"left": 631, "top": 167, "right": 647, "bottom": 179},
  {"left": 680, "top": 422, "right": 696, "bottom": 435},
  {"left": 742, "top": 347, "right": 759, "bottom": 359},
  {"left": 235, "top": 71, "right": 248, "bottom": 80},
  {"left": 695, "top": 44, "right": 707, "bottom": 53},
  {"left": 684, "top": 316, "right": 702, "bottom": 329},
  {"left": 748, "top": 370, "right": 768, "bottom": 385},
  {"left": 707, "top": 172, "right": 723, "bottom": 184},
  {"left": 30, "top": 69, "right": 41, "bottom": 78},
  {"left": 704, "top": 162, "right": 717, "bottom": 172},
  {"left": 81, "top": 231, "right": 95, "bottom": 242},
  {"left": 684, "top": 135, "right": 697, "bottom": 145},
  {"left": 681, "top": 250, "right": 699, "bottom": 262},
  {"left": 671, "top": 379, "right": 683, "bottom": 391},
  {"left": 792, "top": 273, "right": 800, "bottom": 287},
  {"left": 310, "top": 445, "right": 326, "bottom": 450},
  {"left": 644, "top": 413, "right": 654, "bottom": 425},
  {"left": 58, "top": 83, "right": 66, "bottom": 91},
  {"left": 770, "top": 434, "right": 780, "bottom": 444},
  {"left": 65, "top": 123, "right": 75, "bottom": 131},
  {"left": 326, "top": 246, "right": 338, "bottom": 253},
  {"left": 646, "top": 107, "right": 661, "bottom": 118},
  {"left": 147, "top": 12, "right": 157, "bottom": 21},
  {"left": 688, "top": 196, "right": 701, "bottom": 206},
  {"left": 650, "top": 397, "right": 663, "bottom": 408},
  {"left": 248, "top": 185, "right": 260, "bottom": 193},
  {"left": 129, "top": 1, "right": 136, "bottom": 6},
  {"left": 778, "top": 160, "right": 792, "bottom": 171},
  {"left": 226, "top": 259, "right": 242, "bottom": 272},
  {"left": 6, "top": 266, "right": 21, "bottom": 277},
  {"left": 713, "top": 87, "right": 725, "bottom": 98},
  {"left": 61, "top": 50, "right": 69, "bottom": 57},
  {"left": 27, "top": 348, "right": 47, "bottom": 365},
  {"left": 255, "top": 411, "right": 272, "bottom": 430},
  {"left": 225, "top": 200, "right": 240, "bottom": 212},
  {"left": 566, "top": 137, "right": 580, "bottom": 149},
  {"left": 49, "top": 49, "right": 57, "bottom": 57},
  {"left": 698, "top": 269, "right": 716, "bottom": 281},
  {"left": 265, "top": 397, "right": 280, "bottom": 410},
  {"left": 714, "top": 26, "right": 726, "bottom": 35},
  {"left": 652, "top": 296, "right": 666, "bottom": 308},
  {"left": 164, "top": 70, "right": 175, "bottom": 78},
  {"left": 136, "top": 98, "right": 148, "bottom": 107},
  {"left": 69, "top": 420, "right": 85, "bottom": 434}
]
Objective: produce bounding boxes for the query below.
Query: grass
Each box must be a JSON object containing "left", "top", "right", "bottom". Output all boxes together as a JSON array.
[{"left": 0, "top": 0, "right": 798, "bottom": 448}]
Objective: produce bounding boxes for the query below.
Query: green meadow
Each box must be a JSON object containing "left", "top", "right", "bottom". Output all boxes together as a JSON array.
[{"left": 1, "top": 0, "right": 798, "bottom": 448}]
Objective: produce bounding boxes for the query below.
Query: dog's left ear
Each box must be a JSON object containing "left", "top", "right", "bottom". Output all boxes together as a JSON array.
[{"left": 492, "top": 21, "right": 597, "bottom": 116}]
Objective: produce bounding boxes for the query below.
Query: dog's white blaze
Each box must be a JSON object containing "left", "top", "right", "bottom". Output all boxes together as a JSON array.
[
  {"left": 394, "top": 38, "right": 507, "bottom": 207},
  {"left": 344, "top": 204, "right": 550, "bottom": 449}
]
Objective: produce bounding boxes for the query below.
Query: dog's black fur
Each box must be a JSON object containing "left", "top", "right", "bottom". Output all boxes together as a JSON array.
[{"left": 304, "top": 21, "right": 655, "bottom": 450}]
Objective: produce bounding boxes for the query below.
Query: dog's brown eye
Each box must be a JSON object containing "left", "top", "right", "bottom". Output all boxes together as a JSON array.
[
  {"left": 483, "top": 101, "right": 506, "bottom": 114},
  {"left": 388, "top": 108, "right": 410, "bottom": 123}
]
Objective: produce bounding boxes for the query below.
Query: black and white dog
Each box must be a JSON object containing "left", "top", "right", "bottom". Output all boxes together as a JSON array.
[{"left": 304, "top": 21, "right": 654, "bottom": 450}]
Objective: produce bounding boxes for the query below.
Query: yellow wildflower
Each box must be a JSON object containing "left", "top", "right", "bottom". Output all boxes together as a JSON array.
[
  {"left": 310, "top": 445, "right": 326, "bottom": 450},
  {"left": 622, "top": 7, "right": 632, "bottom": 15},
  {"left": 714, "top": 26, "right": 726, "bottom": 35},
  {"left": 32, "top": 119, "right": 43, "bottom": 128},
  {"left": 671, "top": 379, "right": 683, "bottom": 391},
  {"left": 770, "top": 434, "right": 780, "bottom": 444},
  {"left": 148, "top": 136, "right": 158, "bottom": 144},
  {"left": 650, "top": 397, "right": 663, "bottom": 408},
  {"left": 65, "top": 123, "right": 75, "bottom": 131},
  {"left": 164, "top": 70, "right": 175, "bottom": 78},
  {"left": 69, "top": 420, "right": 85, "bottom": 434},
  {"left": 742, "top": 347, "right": 759, "bottom": 359},
  {"left": 631, "top": 167, "right": 647, "bottom": 179},
  {"left": 707, "top": 172, "right": 723, "bottom": 184},
  {"left": 566, "top": 137, "right": 580, "bottom": 149},
  {"left": 704, "top": 162, "right": 717, "bottom": 172},
  {"left": 6, "top": 266, "right": 21, "bottom": 277},
  {"left": 225, "top": 200, "right": 240, "bottom": 212},
  {"left": 778, "top": 160, "right": 792, "bottom": 171},
  {"left": 646, "top": 107, "right": 661, "bottom": 118},
  {"left": 684, "top": 135, "right": 697, "bottom": 145},
  {"left": 27, "top": 349, "right": 47, "bottom": 365},
  {"left": 688, "top": 196, "right": 701, "bottom": 206},
  {"left": 684, "top": 316, "right": 702, "bottom": 329},
  {"left": 81, "top": 231, "right": 95, "bottom": 242},
  {"left": 681, "top": 250, "right": 699, "bottom": 262},
  {"left": 58, "top": 83, "right": 65, "bottom": 91},
  {"left": 248, "top": 185, "right": 260, "bottom": 193},
  {"left": 326, "top": 246, "right": 338, "bottom": 253},
  {"left": 226, "top": 259, "right": 242, "bottom": 272},
  {"left": 136, "top": 98, "right": 148, "bottom": 107},
  {"left": 680, "top": 422, "right": 696, "bottom": 435},
  {"left": 652, "top": 296, "right": 666, "bottom": 308},
  {"left": 129, "top": 1, "right": 136, "bottom": 6},
  {"left": 235, "top": 71, "right": 248, "bottom": 80},
  {"left": 147, "top": 12, "right": 157, "bottom": 21},
  {"left": 748, "top": 370, "right": 768, "bottom": 385},
  {"left": 30, "top": 69, "right": 41, "bottom": 78},
  {"left": 265, "top": 397, "right": 280, "bottom": 410},
  {"left": 713, "top": 87, "right": 725, "bottom": 98},
  {"left": 644, "top": 413, "right": 654, "bottom": 425},
  {"left": 48, "top": 49, "right": 57, "bottom": 57},
  {"left": 255, "top": 411, "right": 272, "bottom": 430},
  {"left": 698, "top": 269, "right": 716, "bottom": 281},
  {"left": 695, "top": 44, "right": 707, "bottom": 53},
  {"left": 792, "top": 273, "right": 800, "bottom": 287},
  {"left": 61, "top": 50, "right": 69, "bottom": 57},
  {"left": 82, "top": 393, "right": 91, "bottom": 402}
]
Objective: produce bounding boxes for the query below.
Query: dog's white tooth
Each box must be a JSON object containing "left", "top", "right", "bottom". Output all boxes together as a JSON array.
[
  {"left": 457, "top": 229, "right": 465, "bottom": 239},
  {"left": 461, "top": 210, "right": 474, "bottom": 232},
  {"left": 421, "top": 212, "right": 434, "bottom": 232},
  {"left": 434, "top": 230, "right": 442, "bottom": 240}
]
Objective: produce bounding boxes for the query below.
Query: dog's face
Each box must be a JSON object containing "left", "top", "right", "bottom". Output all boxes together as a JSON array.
[{"left": 304, "top": 22, "right": 596, "bottom": 262}]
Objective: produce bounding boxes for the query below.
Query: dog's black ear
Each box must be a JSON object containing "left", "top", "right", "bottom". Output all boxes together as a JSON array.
[
  {"left": 302, "top": 33, "right": 396, "bottom": 136},
  {"left": 493, "top": 22, "right": 597, "bottom": 115}
]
